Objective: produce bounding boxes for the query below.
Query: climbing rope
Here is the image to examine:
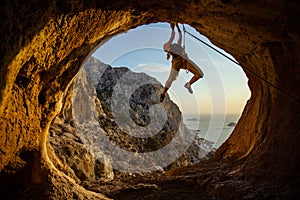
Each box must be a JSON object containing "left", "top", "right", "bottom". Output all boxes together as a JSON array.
[
  {"left": 182, "top": 24, "right": 300, "bottom": 103},
  {"left": 182, "top": 25, "right": 189, "bottom": 74},
  {"left": 183, "top": 25, "right": 186, "bottom": 52}
]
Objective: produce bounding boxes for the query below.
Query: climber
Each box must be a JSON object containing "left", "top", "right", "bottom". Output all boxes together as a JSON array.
[{"left": 160, "top": 22, "right": 204, "bottom": 103}]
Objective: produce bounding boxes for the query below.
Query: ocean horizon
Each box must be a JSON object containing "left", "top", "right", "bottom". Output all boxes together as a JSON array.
[{"left": 183, "top": 113, "right": 241, "bottom": 148}]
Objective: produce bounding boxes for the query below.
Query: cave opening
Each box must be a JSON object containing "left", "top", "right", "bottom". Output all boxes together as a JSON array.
[
  {"left": 48, "top": 22, "right": 251, "bottom": 185},
  {"left": 1, "top": 0, "right": 298, "bottom": 198},
  {"left": 89, "top": 22, "right": 251, "bottom": 149}
]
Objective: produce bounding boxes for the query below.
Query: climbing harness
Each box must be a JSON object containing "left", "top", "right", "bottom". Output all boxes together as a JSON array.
[{"left": 182, "top": 24, "right": 299, "bottom": 103}]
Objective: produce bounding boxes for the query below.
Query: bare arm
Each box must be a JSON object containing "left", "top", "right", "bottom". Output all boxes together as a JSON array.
[
  {"left": 176, "top": 23, "right": 182, "bottom": 46},
  {"left": 163, "top": 23, "right": 175, "bottom": 52}
]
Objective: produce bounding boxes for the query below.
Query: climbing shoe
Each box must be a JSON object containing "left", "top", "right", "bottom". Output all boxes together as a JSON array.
[
  {"left": 160, "top": 94, "right": 165, "bottom": 103},
  {"left": 184, "top": 82, "right": 193, "bottom": 94}
]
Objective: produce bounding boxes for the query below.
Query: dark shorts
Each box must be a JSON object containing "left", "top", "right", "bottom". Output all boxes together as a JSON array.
[{"left": 172, "top": 57, "right": 204, "bottom": 78}]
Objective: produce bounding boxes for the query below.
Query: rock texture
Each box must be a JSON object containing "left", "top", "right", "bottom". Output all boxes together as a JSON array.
[
  {"left": 48, "top": 56, "right": 215, "bottom": 184},
  {"left": 93, "top": 58, "right": 215, "bottom": 168},
  {"left": 0, "top": 0, "right": 299, "bottom": 199}
]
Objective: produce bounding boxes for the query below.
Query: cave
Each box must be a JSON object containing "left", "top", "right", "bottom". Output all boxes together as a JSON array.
[{"left": 0, "top": 0, "right": 299, "bottom": 199}]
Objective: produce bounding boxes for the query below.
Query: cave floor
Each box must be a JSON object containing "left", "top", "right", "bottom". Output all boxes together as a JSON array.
[{"left": 83, "top": 160, "right": 259, "bottom": 200}]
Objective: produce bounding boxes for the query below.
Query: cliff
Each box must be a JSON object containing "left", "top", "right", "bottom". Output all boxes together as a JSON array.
[{"left": 49, "top": 56, "right": 215, "bottom": 184}]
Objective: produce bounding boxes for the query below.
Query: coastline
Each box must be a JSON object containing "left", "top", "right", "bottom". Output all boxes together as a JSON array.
[{"left": 183, "top": 113, "right": 240, "bottom": 148}]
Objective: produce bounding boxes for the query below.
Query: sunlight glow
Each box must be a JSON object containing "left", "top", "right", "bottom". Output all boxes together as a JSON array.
[{"left": 93, "top": 22, "right": 251, "bottom": 115}]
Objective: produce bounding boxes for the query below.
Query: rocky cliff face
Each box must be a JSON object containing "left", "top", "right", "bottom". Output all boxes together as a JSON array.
[
  {"left": 0, "top": 0, "right": 299, "bottom": 199},
  {"left": 48, "top": 60, "right": 114, "bottom": 183},
  {"left": 49, "top": 57, "right": 214, "bottom": 184}
]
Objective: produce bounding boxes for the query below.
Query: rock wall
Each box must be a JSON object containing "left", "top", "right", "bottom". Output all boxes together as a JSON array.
[
  {"left": 0, "top": 0, "right": 299, "bottom": 199},
  {"left": 48, "top": 56, "right": 215, "bottom": 183}
]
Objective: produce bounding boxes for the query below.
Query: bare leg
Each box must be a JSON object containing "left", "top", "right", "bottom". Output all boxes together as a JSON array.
[
  {"left": 160, "top": 79, "right": 173, "bottom": 102},
  {"left": 160, "top": 87, "right": 168, "bottom": 102},
  {"left": 189, "top": 75, "right": 201, "bottom": 85},
  {"left": 161, "top": 68, "right": 178, "bottom": 102},
  {"left": 161, "top": 86, "right": 168, "bottom": 96}
]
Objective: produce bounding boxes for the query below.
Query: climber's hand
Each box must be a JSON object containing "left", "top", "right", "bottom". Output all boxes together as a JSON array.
[
  {"left": 176, "top": 23, "right": 181, "bottom": 32},
  {"left": 170, "top": 22, "right": 175, "bottom": 30}
]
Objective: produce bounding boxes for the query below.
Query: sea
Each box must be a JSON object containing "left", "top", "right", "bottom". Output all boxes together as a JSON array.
[{"left": 183, "top": 113, "right": 241, "bottom": 148}]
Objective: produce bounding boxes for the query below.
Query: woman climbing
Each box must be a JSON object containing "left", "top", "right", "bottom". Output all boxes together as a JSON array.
[{"left": 160, "top": 22, "right": 204, "bottom": 102}]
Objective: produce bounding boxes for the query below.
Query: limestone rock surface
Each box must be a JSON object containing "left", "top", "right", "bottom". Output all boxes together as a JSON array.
[
  {"left": 48, "top": 56, "right": 215, "bottom": 192},
  {"left": 0, "top": 0, "right": 299, "bottom": 199}
]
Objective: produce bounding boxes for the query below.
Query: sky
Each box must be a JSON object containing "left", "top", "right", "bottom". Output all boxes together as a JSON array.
[{"left": 92, "top": 23, "right": 251, "bottom": 116}]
